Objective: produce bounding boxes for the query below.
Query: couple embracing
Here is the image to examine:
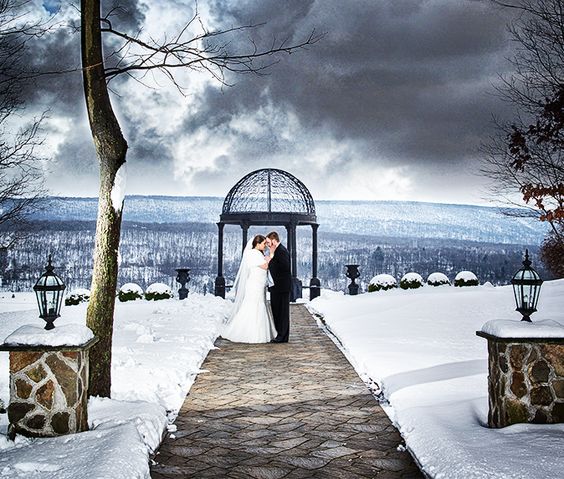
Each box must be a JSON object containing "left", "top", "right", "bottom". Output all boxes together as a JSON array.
[{"left": 222, "top": 231, "right": 291, "bottom": 344}]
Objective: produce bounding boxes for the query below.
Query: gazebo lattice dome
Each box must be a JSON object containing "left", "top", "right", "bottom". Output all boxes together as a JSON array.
[
  {"left": 222, "top": 169, "right": 316, "bottom": 217},
  {"left": 214, "top": 168, "right": 320, "bottom": 301}
]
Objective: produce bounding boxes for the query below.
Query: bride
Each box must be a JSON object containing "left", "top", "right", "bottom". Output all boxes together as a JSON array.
[{"left": 222, "top": 234, "right": 278, "bottom": 343}]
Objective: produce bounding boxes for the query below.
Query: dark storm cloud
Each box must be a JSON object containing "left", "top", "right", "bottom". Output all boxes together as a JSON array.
[
  {"left": 181, "top": 0, "right": 514, "bottom": 168},
  {"left": 22, "top": 0, "right": 517, "bottom": 201}
]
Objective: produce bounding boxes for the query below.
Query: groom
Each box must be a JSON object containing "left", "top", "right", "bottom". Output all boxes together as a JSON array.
[{"left": 266, "top": 231, "right": 291, "bottom": 343}]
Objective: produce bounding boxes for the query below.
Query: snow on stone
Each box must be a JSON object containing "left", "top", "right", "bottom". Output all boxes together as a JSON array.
[
  {"left": 369, "top": 274, "right": 397, "bottom": 286},
  {"left": 309, "top": 279, "right": 564, "bottom": 479},
  {"left": 110, "top": 162, "right": 127, "bottom": 213},
  {"left": 3, "top": 324, "right": 94, "bottom": 347},
  {"left": 455, "top": 270, "right": 478, "bottom": 281},
  {"left": 119, "top": 283, "right": 144, "bottom": 294},
  {"left": 481, "top": 319, "right": 564, "bottom": 338}
]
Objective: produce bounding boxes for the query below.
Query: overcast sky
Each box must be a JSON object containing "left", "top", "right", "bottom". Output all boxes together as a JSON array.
[{"left": 28, "top": 0, "right": 516, "bottom": 204}]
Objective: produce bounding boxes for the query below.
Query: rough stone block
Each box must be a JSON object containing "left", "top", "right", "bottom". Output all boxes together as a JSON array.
[
  {"left": 531, "top": 386, "right": 554, "bottom": 406},
  {"left": 45, "top": 354, "right": 77, "bottom": 407},
  {"left": 26, "top": 414, "right": 46, "bottom": 430},
  {"left": 541, "top": 344, "right": 564, "bottom": 376},
  {"left": 510, "top": 372, "right": 527, "bottom": 398},
  {"left": 51, "top": 411, "right": 70, "bottom": 434},
  {"left": 8, "top": 402, "right": 34, "bottom": 423},
  {"left": 505, "top": 399, "right": 528, "bottom": 424},
  {"left": 509, "top": 345, "right": 528, "bottom": 370},
  {"left": 26, "top": 364, "right": 48, "bottom": 383},
  {"left": 36, "top": 380, "right": 55, "bottom": 409},
  {"left": 553, "top": 380, "right": 564, "bottom": 399},
  {"left": 530, "top": 360, "right": 550, "bottom": 384},
  {"left": 551, "top": 402, "right": 564, "bottom": 422},
  {"left": 10, "top": 352, "right": 41, "bottom": 373},
  {"left": 15, "top": 378, "right": 32, "bottom": 399}
]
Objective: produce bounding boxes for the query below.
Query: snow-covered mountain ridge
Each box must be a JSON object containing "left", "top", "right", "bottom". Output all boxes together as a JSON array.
[{"left": 33, "top": 196, "right": 546, "bottom": 245}]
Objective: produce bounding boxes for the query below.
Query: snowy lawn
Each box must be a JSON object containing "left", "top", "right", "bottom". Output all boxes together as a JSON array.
[
  {"left": 0, "top": 293, "right": 230, "bottom": 478},
  {"left": 308, "top": 280, "right": 564, "bottom": 479}
]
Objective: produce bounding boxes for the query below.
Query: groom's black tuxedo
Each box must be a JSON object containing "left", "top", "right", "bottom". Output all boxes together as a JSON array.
[{"left": 268, "top": 243, "right": 291, "bottom": 342}]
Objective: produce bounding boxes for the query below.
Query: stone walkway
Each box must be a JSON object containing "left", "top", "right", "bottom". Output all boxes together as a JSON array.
[{"left": 151, "top": 305, "right": 422, "bottom": 478}]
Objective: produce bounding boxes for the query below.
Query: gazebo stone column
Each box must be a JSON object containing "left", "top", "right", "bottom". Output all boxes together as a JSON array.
[
  {"left": 1, "top": 326, "right": 97, "bottom": 438},
  {"left": 215, "top": 222, "right": 225, "bottom": 298},
  {"left": 310, "top": 223, "right": 321, "bottom": 300},
  {"left": 477, "top": 329, "right": 564, "bottom": 427}
]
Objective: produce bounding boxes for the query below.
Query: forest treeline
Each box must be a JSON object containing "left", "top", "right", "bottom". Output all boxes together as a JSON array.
[{"left": 0, "top": 221, "right": 546, "bottom": 295}]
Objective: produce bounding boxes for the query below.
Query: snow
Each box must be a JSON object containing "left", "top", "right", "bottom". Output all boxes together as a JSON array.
[
  {"left": 481, "top": 318, "right": 564, "bottom": 338},
  {"left": 0, "top": 292, "right": 231, "bottom": 478},
  {"left": 369, "top": 273, "right": 397, "bottom": 286},
  {"left": 67, "top": 288, "right": 90, "bottom": 297},
  {"left": 3, "top": 324, "right": 94, "bottom": 347},
  {"left": 427, "top": 272, "right": 450, "bottom": 285},
  {"left": 110, "top": 163, "right": 127, "bottom": 213},
  {"left": 119, "top": 283, "right": 144, "bottom": 294},
  {"left": 145, "top": 282, "right": 171, "bottom": 295},
  {"left": 455, "top": 270, "right": 478, "bottom": 281},
  {"left": 400, "top": 272, "right": 424, "bottom": 283},
  {"left": 308, "top": 280, "right": 564, "bottom": 479}
]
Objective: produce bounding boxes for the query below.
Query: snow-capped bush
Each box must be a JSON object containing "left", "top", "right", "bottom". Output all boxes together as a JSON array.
[
  {"left": 65, "top": 288, "right": 90, "bottom": 306},
  {"left": 427, "top": 272, "right": 451, "bottom": 287},
  {"left": 454, "top": 271, "right": 479, "bottom": 287},
  {"left": 400, "top": 272, "right": 424, "bottom": 290},
  {"left": 145, "top": 282, "right": 173, "bottom": 301},
  {"left": 368, "top": 274, "right": 397, "bottom": 292},
  {"left": 118, "top": 283, "right": 144, "bottom": 302}
]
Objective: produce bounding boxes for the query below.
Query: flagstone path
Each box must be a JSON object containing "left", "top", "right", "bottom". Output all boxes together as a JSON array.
[{"left": 151, "top": 304, "right": 423, "bottom": 478}]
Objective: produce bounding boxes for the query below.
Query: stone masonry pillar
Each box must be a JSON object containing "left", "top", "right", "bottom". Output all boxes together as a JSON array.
[
  {"left": 477, "top": 331, "right": 564, "bottom": 427},
  {"left": 1, "top": 330, "right": 97, "bottom": 438}
]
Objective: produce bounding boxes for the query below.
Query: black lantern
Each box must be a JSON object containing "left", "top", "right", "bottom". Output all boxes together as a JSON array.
[
  {"left": 511, "top": 250, "right": 543, "bottom": 322},
  {"left": 345, "top": 264, "right": 360, "bottom": 295},
  {"left": 33, "top": 255, "right": 66, "bottom": 330}
]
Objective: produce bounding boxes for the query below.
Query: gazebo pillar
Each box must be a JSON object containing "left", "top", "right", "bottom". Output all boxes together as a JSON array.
[
  {"left": 214, "top": 222, "right": 226, "bottom": 298},
  {"left": 288, "top": 221, "right": 302, "bottom": 301},
  {"left": 241, "top": 221, "right": 249, "bottom": 252},
  {"left": 310, "top": 223, "right": 321, "bottom": 299}
]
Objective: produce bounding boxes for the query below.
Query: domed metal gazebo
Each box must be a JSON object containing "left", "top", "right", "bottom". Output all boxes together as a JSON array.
[{"left": 214, "top": 168, "right": 320, "bottom": 301}]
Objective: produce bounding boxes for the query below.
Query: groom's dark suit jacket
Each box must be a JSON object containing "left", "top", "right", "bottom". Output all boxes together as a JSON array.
[{"left": 268, "top": 244, "right": 291, "bottom": 293}]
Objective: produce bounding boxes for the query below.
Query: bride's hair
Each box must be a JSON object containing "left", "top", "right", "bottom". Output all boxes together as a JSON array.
[{"left": 252, "top": 234, "right": 266, "bottom": 248}]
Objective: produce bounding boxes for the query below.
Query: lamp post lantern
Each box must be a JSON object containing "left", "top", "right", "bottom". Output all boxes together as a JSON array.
[
  {"left": 33, "top": 255, "right": 66, "bottom": 330},
  {"left": 511, "top": 249, "right": 543, "bottom": 322}
]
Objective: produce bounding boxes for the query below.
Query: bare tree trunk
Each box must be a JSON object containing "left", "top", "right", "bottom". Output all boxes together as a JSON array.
[{"left": 81, "top": 0, "right": 127, "bottom": 397}]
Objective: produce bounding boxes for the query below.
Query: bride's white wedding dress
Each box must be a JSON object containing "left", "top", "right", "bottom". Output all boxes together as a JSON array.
[{"left": 222, "top": 247, "right": 277, "bottom": 343}]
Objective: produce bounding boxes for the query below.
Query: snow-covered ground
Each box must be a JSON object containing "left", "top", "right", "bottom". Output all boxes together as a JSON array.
[
  {"left": 308, "top": 280, "right": 564, "bottom": 479},
  {"left": 1, "top": 282, "right": 563, "bottom": 478},
  {"left": 0, "top": 293, "right": 230, "bottom": 478}
]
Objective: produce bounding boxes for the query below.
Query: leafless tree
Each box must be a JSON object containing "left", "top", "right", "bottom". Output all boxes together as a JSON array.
[
  {"left": 81, "top": 0, "right": 322, "bottom": 396},
  {"left": 0, "top": 1, "right": 49, "bottom": 248},
  {"left": 482, "top": 0, "right": 564, "bottom": 263}
]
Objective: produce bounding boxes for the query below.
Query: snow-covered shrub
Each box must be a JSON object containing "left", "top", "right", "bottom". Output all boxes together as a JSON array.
[
  {"left": 65, "top": 288, "right": 90, "bottom": 306},
  {"left": 427, "top": 272, "right": 450, "bottom": 287},
  {"left": 118, "top": 283, "right": 144, "bottom": 302},
  {"left": 399, "top": 272, "right": 424, "bottom": 290},
  {"left": 145, "top": 282, "right": 173, "bottom": 301},
  {"left": 454, "top": 271, "right": 479, "bottom": 287},
  {"left": 368, "top": 274, "right": 397, "bottom": 292}
]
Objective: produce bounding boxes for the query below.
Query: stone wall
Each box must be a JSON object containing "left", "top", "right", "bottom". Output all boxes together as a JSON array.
[
  {"left": 485, "top": 337, "right": 564, "bottom": 427},
  {"left": 7, "top": 348, "right": 90, "bottom": 437}
]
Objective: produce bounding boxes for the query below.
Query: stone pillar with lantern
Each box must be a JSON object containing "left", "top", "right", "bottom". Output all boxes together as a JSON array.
[
  {"left": 477, "top": 250, "right": 564, "bottom": 427},
  {"left": 0, "top": 256, "right": 97, "bottom": 438}
]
